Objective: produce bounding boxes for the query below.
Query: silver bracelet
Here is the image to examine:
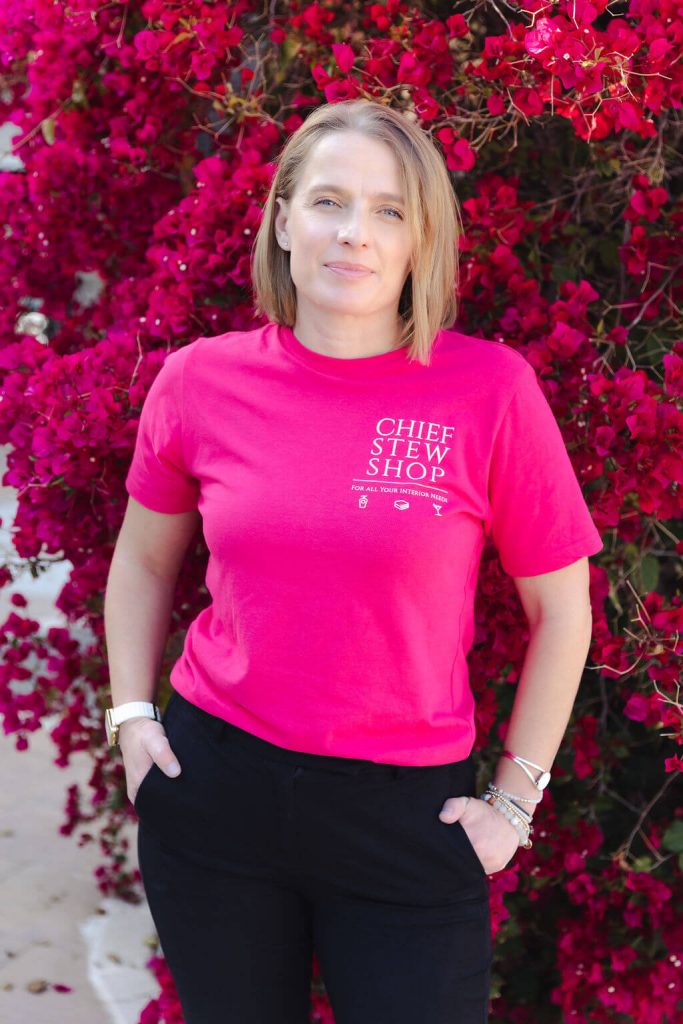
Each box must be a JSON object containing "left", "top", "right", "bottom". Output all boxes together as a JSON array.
[
  {"left": 493, "top": 798, "right": 533, "bottom": 849},
  {"left": 486, "top": 782, "right": 542, "bottom": 805},
  {"left": 480, "top": 792, "right": 534, "bottom": 849},
  {"left": 485, "top": 789, "right": 533, "bottom": 824},
  {"left": 502, "top": 751, "right": 552, "bottom": 791},
  {"left": 480, "top": 793, "right": 529, "bottom": 843},
  {"left": 487, "top": 792, "right": 532, "bottom": 829}
]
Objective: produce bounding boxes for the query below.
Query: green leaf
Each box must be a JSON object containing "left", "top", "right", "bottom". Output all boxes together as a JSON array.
[
  {"left": 41, "top": 116, "right": 55, "bottom": 146},
  {"left": 72, "top": 78, "right": 87, "bottom": 105},
  {"left": 661, "top": 820, "right": 683, "bottom": 854},
  {"left": 597, "top": 239, "right": 620, "bottom": 271},
  {"left": 551, "top": 263, "right": 575, "bottom": 285},
  {"left": 631, "top": 855, "right": 654, "bottom": 871},
  {"left": 640, "top": 554, "right": 660, "bottom": 593}
]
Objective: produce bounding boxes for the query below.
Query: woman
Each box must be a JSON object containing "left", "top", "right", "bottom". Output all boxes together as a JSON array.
[{"left": 104, "top": 98, "right": 603, "bottom": 1024}]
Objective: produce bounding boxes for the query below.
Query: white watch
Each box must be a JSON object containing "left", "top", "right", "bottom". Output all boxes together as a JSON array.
[{"left": 105, "top": 701, "right": 161, "bottom": 747}]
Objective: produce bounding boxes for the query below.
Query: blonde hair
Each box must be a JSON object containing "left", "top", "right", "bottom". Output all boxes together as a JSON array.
[{"left": 250, "top": 99, "right": 463, "bottom": 366}]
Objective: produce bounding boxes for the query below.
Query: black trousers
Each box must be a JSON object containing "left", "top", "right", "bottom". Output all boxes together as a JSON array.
[{"left": 136, "top": 689, "right": 493, "bottom": 1024}]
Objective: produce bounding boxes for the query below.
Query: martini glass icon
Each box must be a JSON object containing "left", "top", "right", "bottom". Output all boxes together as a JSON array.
[{"left": 432, "top": 503, "right": 443, "bottom": 516}]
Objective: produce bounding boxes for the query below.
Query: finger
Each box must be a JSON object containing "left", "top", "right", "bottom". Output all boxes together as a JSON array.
[
  {"left": 438, "top": 795, "right": 470, "bottom": 823},
  {"left": 146, "top": 734, "right": 182, "bottom": 777}
]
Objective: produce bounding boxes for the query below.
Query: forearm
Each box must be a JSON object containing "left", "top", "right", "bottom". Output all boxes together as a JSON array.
[
  {"left": 490, "top": 613, "right": 594, "bottom": 817},
  {"left": 104, "top": 555, "right": 177, "bottom": 706}
]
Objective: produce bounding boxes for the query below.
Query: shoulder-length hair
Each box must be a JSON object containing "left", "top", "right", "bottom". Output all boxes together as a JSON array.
[{"left": 250, "top": 98, "right": 463, "bottom": 367}]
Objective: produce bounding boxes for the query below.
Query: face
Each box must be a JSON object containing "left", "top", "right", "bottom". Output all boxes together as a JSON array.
[{"left": 274, "top": 130, "right": 414, "bottom": 336}]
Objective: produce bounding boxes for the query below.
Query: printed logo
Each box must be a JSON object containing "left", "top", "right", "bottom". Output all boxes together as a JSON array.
[{"left": 351, "top": 417, "right": 455, "bottom": 511}]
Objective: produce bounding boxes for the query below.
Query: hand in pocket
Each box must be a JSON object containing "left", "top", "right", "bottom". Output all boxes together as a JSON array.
[
  {"left": 119, "top": 717, "right": 182, "bottom": 807},
  {"left": 438, "top": 794, "right": 521, "bottom": 874}
]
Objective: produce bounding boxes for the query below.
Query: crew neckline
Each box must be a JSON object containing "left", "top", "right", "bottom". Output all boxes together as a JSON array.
[{"left": 277, "top": 322, "right": 424, "bottom": 379}]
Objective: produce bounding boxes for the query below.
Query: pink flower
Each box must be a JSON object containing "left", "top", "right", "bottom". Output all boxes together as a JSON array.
[
  {"left": 332, "top": 42, "right": 355, "bottom": 74},
  {"left": 524, "top": 17, "right": 558, "bottom": 58}
]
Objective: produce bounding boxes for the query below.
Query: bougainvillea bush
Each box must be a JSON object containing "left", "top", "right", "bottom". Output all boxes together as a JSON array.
[{"left": 1, "top": 1, "right": 681, "bottom": 1021}]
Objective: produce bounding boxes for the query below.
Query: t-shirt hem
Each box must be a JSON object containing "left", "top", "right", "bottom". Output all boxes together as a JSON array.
[
  {"left": 125, "top": 478, "right": 198, "bottom": 514},
  {"left": 502, "top": 533, "right": 603, "bottom": 577},
  {"left": 168, "top": 678, "right": 477, "bottom": 767}
]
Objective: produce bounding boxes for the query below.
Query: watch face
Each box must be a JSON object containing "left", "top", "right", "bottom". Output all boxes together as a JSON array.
[{"left": 105, "top": 709, "right": 118, "bottom": 746}]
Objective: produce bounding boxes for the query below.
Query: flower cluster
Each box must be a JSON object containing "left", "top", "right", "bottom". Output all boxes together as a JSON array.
[{"left": 1, "top": 1, "right": 681, "bottom": 1021}]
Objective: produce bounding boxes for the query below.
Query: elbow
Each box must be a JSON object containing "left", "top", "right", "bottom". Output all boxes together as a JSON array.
[{"left": 532, "top": 606, "right": 593, "bottom": 636}]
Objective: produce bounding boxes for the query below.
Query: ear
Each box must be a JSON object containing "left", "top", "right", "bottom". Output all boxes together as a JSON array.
[{"left": 274, "top": 196, "right": 290, "bottom": 250}]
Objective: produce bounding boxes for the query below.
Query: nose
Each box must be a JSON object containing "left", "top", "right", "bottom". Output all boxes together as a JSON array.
[{"left": 337, "top": 205, "right": 370, "bottom": 246}]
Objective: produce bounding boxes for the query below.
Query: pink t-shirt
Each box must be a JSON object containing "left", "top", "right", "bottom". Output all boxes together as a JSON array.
[{"left": 125, "top": 321, "right": 603, "bottom": 765}]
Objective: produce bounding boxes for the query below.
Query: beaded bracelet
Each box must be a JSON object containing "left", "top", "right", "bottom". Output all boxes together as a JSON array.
[
  {"left": 483, "top": 790, "right": 532, "bottom": 828},
  {"left": 486, "top": 782, "right": 542, "bottom": 806},
  {"left": 485, "top": 795, "right": 533, "bottom": 849},
  {"left": 486, "top": 788, "right": 533, "bottom": 824},
  {"left": 480, "top": 792, "right": 534, "bottom": 849},
  {"left": 480, "top": 793, "right": 529, "bottom": 842}
]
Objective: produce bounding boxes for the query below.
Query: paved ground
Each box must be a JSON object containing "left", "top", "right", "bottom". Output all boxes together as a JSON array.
[
  {"left": 1, "top": 445, "right": 159, "bottom": 1024},
  {"left": 0, "top": 723, "right": 159, "bottom": 1024}
]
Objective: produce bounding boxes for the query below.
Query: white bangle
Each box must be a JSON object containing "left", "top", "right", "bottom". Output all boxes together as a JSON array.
[{"left": 502, "top": 751, "right": 552, "bottom": 791}]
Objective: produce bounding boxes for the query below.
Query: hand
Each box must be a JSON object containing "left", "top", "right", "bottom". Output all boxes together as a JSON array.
[
  {"left": 119, "top": 717, "right": 182, "bottom": 807},
  {"left": 438, "top": 794, "right": 522, "bottom": 875}
]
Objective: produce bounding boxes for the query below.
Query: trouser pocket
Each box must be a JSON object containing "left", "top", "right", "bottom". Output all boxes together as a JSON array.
[
  {"left": 133, "top": 692, "right": 216, "bottom": 846},
  {"left": 294, "top": 755, "right": 489, "bottom": 906},
  {"left": 133, "top": 690, "right": 181, "bottom": 814},
  {"left": 134, "top": 692, "right": 285, "bottom": 872},
  {"left": 439, "top": 759, "right": 488, "bottom": 880}
]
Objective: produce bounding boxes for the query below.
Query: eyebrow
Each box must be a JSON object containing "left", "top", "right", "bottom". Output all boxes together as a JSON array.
[{"left": 306, "top": 183, "right": 406, "bottom": 205}]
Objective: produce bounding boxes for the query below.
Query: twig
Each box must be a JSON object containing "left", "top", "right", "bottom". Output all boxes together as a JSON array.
[{"left": 615, "top": 771, "right": 680, "bottom": 863}]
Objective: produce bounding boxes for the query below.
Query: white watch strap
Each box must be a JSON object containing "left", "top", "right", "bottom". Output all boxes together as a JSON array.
[{"left": 112, "top": 701, "right": 158, "bottom": 725}]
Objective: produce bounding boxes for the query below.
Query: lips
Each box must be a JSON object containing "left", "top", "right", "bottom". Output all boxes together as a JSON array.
[
  {"left": 326, "top": 262, "right": 373, "bottom": 272},
  {"left": 325, "top": 263, "right": 374, "bottom": 278}
]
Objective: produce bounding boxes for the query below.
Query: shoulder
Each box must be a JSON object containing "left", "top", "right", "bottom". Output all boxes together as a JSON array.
[
  {"left": 433, "top": 327, "right": 533, "bottom": 393},
  {"left": 180, "top": 324, "right": 271, "bottom": 371}
]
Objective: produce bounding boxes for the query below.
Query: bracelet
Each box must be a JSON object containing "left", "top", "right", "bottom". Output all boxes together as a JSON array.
[
  {"left": 480, "top": 793, "right": 531, "bottom": 846},
  {"left": 485, "top": 795, "right": 534, "bottom": 849},
  {"left": 503, "top": 750, "right": 552, "bottom": 791},
  {"left": 481, "top": 792, "right": 531, "bottom": 833},
  {"left": 490, "top": 791, "right": 532, "bottom": 826},
  {"left": 489, "top": 782, "right": 540, "bottom": 806},
  {"left": 480, "top": 792, "right": 534, "bottom": 849},
  {"left": 483, "top": 782, "right": 536, "bottom": 823}
]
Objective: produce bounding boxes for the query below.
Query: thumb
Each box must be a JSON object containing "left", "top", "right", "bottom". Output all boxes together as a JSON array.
[
  {"left": 438, "top": 795, "right": 471, "bottom": 823},
  {"left": 146, "top": 733, "right": 181, "bottom": 778}
]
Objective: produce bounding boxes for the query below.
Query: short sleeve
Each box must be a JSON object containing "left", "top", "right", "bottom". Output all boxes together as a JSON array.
[
  {"left": 486, "top": 361, "right": 603, "bottom": 576},
  {"left": 125, "top": 347, "right": 200, "bottom": 514}
]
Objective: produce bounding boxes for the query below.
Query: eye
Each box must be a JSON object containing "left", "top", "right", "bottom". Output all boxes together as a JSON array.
[{"left": 315, "top": 198, "right": 403, "bottom": 220}]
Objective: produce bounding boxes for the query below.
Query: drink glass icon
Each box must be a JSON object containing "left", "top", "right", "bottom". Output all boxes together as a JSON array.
[
  {"left": 359, "top": 495, "right": 368, "bottom": 508},
  {"left": 432, "top": 503, "right": 443, "bottom": 516}
]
